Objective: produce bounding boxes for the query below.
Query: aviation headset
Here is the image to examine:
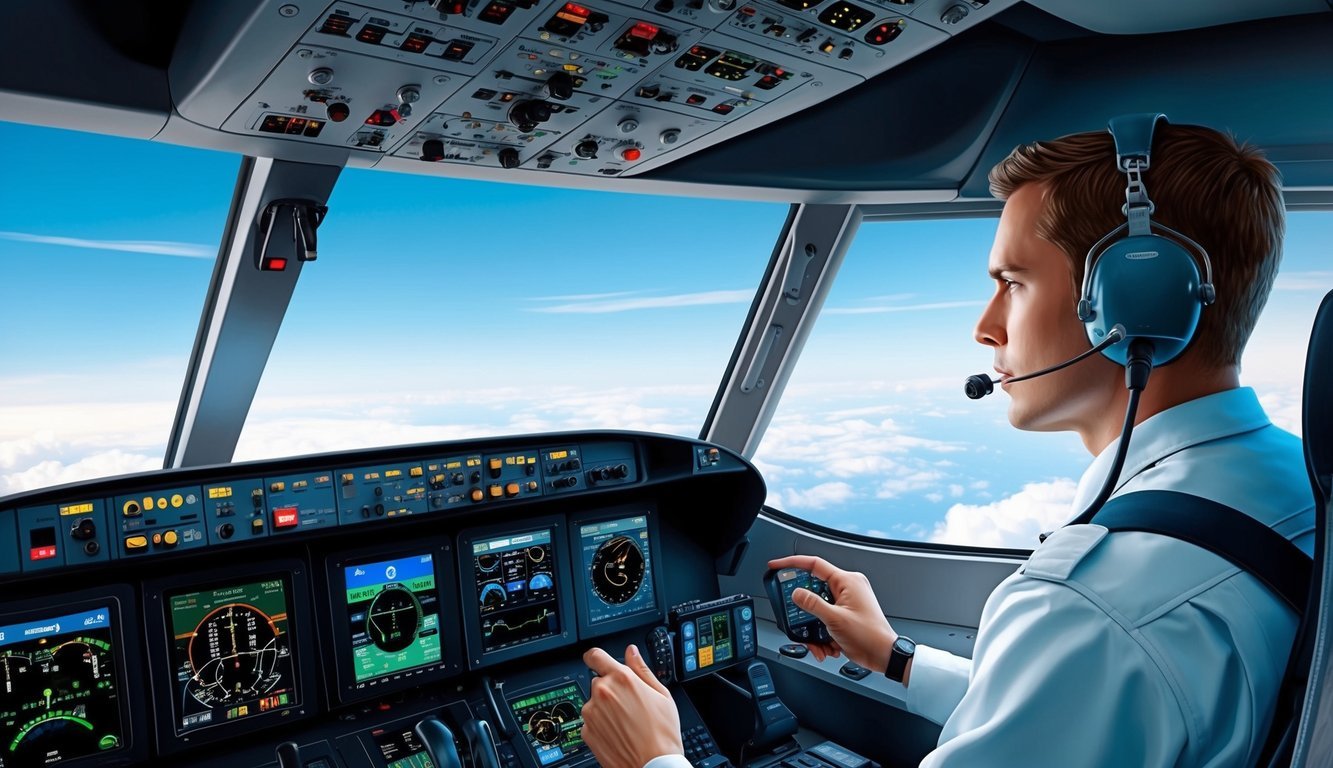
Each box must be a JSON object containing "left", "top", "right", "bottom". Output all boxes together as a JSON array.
[{"left": 1078, "top": 113, "right": 1216, "bottom": 366}]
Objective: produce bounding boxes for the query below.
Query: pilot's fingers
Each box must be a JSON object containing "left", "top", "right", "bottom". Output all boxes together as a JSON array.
[
  {"left": 624, "top": 644, "right": 670, "bottom": 696},
  {"left": 767, "top": 555, "right": 841, "bottom": 581},
  {"left": 792, "top": 587, "right": 837, "bottom": 623},
  {"left": 584, "top": 647, "right": 623, "bottom": 678}
]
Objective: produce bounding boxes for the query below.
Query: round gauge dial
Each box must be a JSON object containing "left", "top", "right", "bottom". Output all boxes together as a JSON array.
[
  {"left": 366, "top": 586, "right": 422, "bottom": 653},
  {"left": 526, "top": 546, "right": 547, "bottom": 564},
  {"left": 477, "top": 554, "right": 501, "bottom": 573},
  {"left": 528, "top": 712, "right": 561, "bottom": 745},
  {"left": 186, "top": 603, "right": 283, "bottom": 706},
  {"left": 589, "top": 536, "right": 646, "bottom": 605},
  {"left": 480, "top": 582, "right": 508, "bottom": 608}
]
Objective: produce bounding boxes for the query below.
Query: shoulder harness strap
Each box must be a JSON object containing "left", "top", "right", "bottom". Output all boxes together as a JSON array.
[{"left": 1091, "top": 490, "right": 1311, "bottom": 612}]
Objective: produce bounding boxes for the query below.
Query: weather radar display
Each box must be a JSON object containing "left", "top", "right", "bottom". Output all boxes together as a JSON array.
[
  {"left": 472, "top": 529, "right": 560, "bottom": 653},
  {"left": 578, "top": 516, "right": 655, "bottom": 625},
  {"left": 344, "top": 554, "right": 442, "bottom": 685},
  {"left": 167, "top": 578, "right": 298, "bottom": 735},
  {"left": 0, "top": 606, "right": 124, "bottom": 767}
]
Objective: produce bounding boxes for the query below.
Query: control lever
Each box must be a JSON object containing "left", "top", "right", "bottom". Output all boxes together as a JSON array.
[
  {"left": 415, "top": 717, "right": 465, "bottom": 768},
  {"left": 483, "top": 675, "right": 514, "bottom": 739},
  {"left": 645, "top": 625, "right": 675, "bottom": 685},
  {"left": 741, "top": 661, "right": 798, "bottom": 752},
  {"left": 463, "top": 717, "right": 503, "bottom": 768},
  {"left": 276, "top": 741, "right": 301, "bottom": 768}
]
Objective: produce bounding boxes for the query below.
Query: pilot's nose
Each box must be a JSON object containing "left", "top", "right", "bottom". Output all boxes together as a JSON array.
[{"left": 974, "top": 291, "right": 1006, "bottom": 348}]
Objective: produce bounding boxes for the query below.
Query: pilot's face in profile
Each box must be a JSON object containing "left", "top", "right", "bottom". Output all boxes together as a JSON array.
[{"left": 974, "top": 183, "right": 1120, "bottom": 435}]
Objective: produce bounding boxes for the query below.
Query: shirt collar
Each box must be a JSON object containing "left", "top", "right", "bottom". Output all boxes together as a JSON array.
[{"left": 1072, "top": 387, "right": 1272, "bottom": 512}]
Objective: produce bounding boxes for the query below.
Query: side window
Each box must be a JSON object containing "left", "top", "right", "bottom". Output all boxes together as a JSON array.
[
  {"left": 751, "top": 213, "right": 1331, "bottom": 549},
  {"left": 0, "top": 124, "right": 234, "bottom": 494}
]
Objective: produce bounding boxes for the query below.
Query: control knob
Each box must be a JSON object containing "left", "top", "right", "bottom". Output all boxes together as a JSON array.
[
  {"left": 326, "top": 102, "right": 351, "bottom": 122},
  {"left": 574, "top": 139, "right": 600, "bottom": 159},
  {"left": 509, "top": 100, "right": 554, "bottom": 132},
  {"left": 498, "top": 147, "right": 521, "bottom": 169},
  {"left": 217, "top": 523, "right": 235, "bottom": 540},
  {"left": 70, "top": 518, "right": 97, "bottom": 540},
  {"left": 545, "top": 71, "right": 576, "bottom": 101}
]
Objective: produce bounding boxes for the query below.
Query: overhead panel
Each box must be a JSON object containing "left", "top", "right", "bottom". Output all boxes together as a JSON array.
[{"left": 171, "top": 0, "right": 1015, "bottom": 177}]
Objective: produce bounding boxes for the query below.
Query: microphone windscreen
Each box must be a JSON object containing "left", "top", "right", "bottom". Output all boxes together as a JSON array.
[{"left": 964, "top": 374, "right": 994, "bottom": 400}]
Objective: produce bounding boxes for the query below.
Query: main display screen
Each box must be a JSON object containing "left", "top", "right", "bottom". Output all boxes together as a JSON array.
[
  {"left": 0, "top": 606, "right": 125, "bottom": 767},
  {"left": 166, "top": 577, "right": 299, "bottom": 735},
  {"left": 344, "top": 553, "right": 442, "bottom": 685},
  {"left": 471, "top": 529, "right": 560, "bottom": 654},
  {"left": 576, "top": 516, "right": 656, "bottom": 626},
  {"left": 508, "top": 682, "right": 588, "bottom": 767}
]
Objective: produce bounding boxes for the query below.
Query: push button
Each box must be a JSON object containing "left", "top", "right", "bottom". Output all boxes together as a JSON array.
[{"left": 124, "top": 535, "right": 148, "bottom": 552}]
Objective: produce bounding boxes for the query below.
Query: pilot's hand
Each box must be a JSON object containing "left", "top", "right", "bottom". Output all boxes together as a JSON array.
[
  {"left": 767, "top": 555, "right": 898, "bottom": 676},
  {"left": 581, "top": 645, "right": 685, "bottom": 768}
]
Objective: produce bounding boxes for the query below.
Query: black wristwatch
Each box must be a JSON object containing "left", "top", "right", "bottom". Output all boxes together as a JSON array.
[{"left": 885, "top": 635, "right": 916, "bottom": 683}]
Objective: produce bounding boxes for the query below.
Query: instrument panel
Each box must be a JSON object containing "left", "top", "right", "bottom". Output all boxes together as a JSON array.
[
  {"left": 0, "top": 432, "right": 763, "bottom": 768},
  {"left": 170, "top": 0, "right": 1017, "bottom": 177}
]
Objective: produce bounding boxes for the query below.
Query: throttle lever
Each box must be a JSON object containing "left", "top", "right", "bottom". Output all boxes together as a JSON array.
[
  {"left": 464, "top": 717, "right": 503, "bottom": 768},
  {"left": 415, "top": 716, "right": 465, "bottom": 768}
]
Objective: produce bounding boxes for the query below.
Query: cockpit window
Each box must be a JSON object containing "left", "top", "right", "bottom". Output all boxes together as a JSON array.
[
  {"left": 0, "top": 123, "right": 235, "bottom": 494},
  {"left": 234, "top": 171, "right": 783, "bottom": 460},
  {"left": 753, "top": 213, "right": 1332, "bottom": 550}
]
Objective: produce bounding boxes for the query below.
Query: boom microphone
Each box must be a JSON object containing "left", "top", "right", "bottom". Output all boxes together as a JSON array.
[{"left": 965, "top": 325, "right": 1126, "bottom": 399}]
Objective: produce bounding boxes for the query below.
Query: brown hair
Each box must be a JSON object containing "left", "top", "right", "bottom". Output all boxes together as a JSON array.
[{"left": 988, "top": 123, "right": 1285, "bottom": 368}]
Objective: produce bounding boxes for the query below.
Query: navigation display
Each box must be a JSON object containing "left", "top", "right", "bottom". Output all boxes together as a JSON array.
[
  {"left": 508, "top": 682, "right": 588, "bottom": 767},
  {"left": 373, "top": 724, "right": 435, "bottom": 768},
  {"left": 344, "top": 553, "right": 442, "bottom": 685},
  {"left": 0, "top": 606, "right": 125, "bottom": 767},
  {"left": 166, "top": 577, "right": 299, "bottom": 735},
  {"left": 472, "top": 529, "right": 560, "bottom": 654},
  {"left": 577, "top": 515, "right": 656, "bottom": 626}
]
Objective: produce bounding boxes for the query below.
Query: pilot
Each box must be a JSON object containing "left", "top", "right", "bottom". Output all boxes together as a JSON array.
[{"left": 578, "top": 122, "right": 1314, "bottom": 767}]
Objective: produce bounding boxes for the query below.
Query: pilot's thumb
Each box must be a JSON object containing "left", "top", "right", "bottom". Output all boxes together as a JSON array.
[
  {"left": 625, "top": 644, "right": 670, "bottom": 695},
  {"left": 792, "top": 587, "right": 835, "bottom": 623}
]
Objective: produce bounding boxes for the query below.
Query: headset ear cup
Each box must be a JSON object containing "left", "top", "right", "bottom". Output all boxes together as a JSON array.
[{"left": 1083, "top": 234, "right": 1205, "bottom": 366}]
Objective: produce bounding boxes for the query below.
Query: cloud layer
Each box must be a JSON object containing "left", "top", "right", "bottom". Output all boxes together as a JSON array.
[{"left": 0, "top": 230, "right": 214, "bottom": 259}]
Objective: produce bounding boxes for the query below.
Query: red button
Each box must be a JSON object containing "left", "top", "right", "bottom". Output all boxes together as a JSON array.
[
  {"left": 29, "top": 546, "right": 56, "bottom": 561},
  {"left": 273, "top": 507, "right": 300, "bottom": 529},
  {"left": 621, "top": 147, "right": 642, "bottom": 162}
]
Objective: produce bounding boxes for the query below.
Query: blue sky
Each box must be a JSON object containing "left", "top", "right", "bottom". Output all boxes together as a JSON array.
[{"left": 1, "top": 121, "right": 1329, "bottom": 548}]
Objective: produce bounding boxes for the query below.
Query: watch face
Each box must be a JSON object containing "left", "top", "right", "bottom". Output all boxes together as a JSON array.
[{"left": 896, "top": 636, "right": 916, "bottom": 655}]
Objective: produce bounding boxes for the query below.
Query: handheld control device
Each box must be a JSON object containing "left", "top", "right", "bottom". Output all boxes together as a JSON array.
[
  {"left": 763, "top": 567, "right": 834, "bottom": 644},
  {"left": 662, "top": 594, "right": 757, "bottom": 682}
]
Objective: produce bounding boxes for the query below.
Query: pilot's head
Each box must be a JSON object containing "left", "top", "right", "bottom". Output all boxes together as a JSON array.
[{"left": 974, "top": 123, "right": 1285, "bottom": 442}]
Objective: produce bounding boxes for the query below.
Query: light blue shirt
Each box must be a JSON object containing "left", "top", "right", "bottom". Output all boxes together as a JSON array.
[{"left": 909, "top": 387, "right": 1315, "bottom": 767}]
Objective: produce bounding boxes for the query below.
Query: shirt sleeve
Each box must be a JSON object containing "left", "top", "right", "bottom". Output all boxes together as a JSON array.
[
  {"left": 904, "top": 644, "right": 971, "bottom": 726},
  {"left": 643, "top": 754, "right": 692, "bottom": 768},
  {"left": 920, "top": 574, "right": 1187, "bottom": 768}
]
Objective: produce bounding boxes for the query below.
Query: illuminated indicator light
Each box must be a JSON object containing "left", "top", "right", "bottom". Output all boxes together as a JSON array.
[
  {"left": 163, "top": 530, "right": 179, "bottom": 546},
  {"left": 270, "top": 482, "right": 286, "bottom": 493},
  {"left": 410, "top": 466, "right": 423, "bottom": 477},
  {"left": 124, "top": 536, "right": 148, "bottom": 551},
  {"left": 402, "top": 33, "right": 432, "bottom": 53},
  {"left": 59, "top": 502, "right": 94, "bottom": 515},
  {"left": 152, "top": 533, "right": 162, "bottom": 545},
  {"left": 489, "top": 485, "right": 504, "bottom": 498},
  {"left": 630, "top": 22, "right": 660, "bottom": 39},
  {"left": 548, "top": 450, "right": 569, "bottom": 460},
  {"left": 171, "top": 494, "right": 184, "bottom": 508},
  {"left": 262, "top": 257, "right": 288, "bottom": 271},
  {"left": 506, "top": 483, "right": 521, "bottom": 496},
  {"left": 563, "top": 63, "right": 581, "bottom": 71},
  {"left": 386, "top": 469, "right": 403, "bottom": 478},
  {"left": 208, "top": 487, "right": 233, "bottom": 499},
  {"left": 142, "top": 496, "right": 154, "bottom": 509},
  {"left": 156, "top": 497, "right": 168, "bottom": 510},
  {"left": 560, "top": 3, "right": 591, "bottom": 20},
  {"left": 29, "top": 546, "right": 57, "bottom": 561},
  {"left": 293, "top": 480, "right": 309, "bottom": 489},
  {"left": 621, "top": 147, "right": 642, "bottom": 161},
  {"left": 342, "top": 473, "right": 355, "bottom": 485},
  {"left": 273, "top": 507, "right": 300, "bottom": 528}
]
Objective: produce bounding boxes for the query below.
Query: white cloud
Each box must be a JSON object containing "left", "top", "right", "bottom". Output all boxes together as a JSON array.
[
  {"left": 929, "top": 478, "right": 1078, "bottom": 549},
  {"left": 526, "top": 290, "right": 753, "bottom": 314},
  {"left": 1, "top": 450, "right": 160, "bottom": 496},
  {"left": 772, "top": 482, "right": 856, "bottom": 511},
  {"left": 0, "top": 230, "right": 213, "bottom": 259},
  {"left": 526, "top": 290, "right": 643, "bottom": 302},
  {"left": 875, "top": 470, "right": 945, "bottom": 499}
]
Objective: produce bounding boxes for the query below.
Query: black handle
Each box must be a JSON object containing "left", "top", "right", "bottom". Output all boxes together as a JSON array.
[{"left": 415, "top": 717, "right": 465, "bottom": 768}]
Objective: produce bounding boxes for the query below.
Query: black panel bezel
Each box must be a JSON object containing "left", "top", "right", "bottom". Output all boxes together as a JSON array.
[
  {"left": 568, "top": 504, "right": 665, "bottom": 640},
  {"left": 143, "top": 558, "right": 316, "bottom": 756},
  {"left": 457, "top": 514, "right": 577, "bottom": 669},
  {"left": 321, "top": 537, "right": 464, "bottom": 705},
  {"left": 0, "top": 584, "right": 147, "bottom": 768}
]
